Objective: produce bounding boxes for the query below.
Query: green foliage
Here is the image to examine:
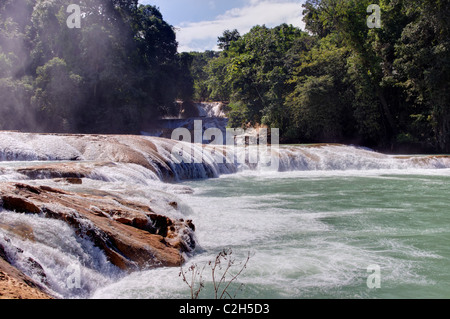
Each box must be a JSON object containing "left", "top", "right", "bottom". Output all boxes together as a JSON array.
[
  {"left": 298, "top": 0, "right": 450, "bottom": 152},
  {"left": 32, "top": 57, "right": 83, "bottom": 132},
  {"left": 0, "top": 0, "right": 185, "bottom": 133},
  {"left": 180, "top": 51, "right": 220, "bottom": 102},
  {"left": 285, "top": 35, "right": 355, "bottom": 142},
  {"left": 0, "top": 76, "right": 34, "bottom": 131},
  {"left": 217, "top": 29, "right": 241, "bottom": 51},
  {"left": 205, "top": 24, "right": 313, "bottom": 133},
  {"left": 392, "top": 0, "right": 450, "bottom": 152},
  {"left": 198, "top": 0, "right": 449, "bottom": 152},
  {"left": 1, "top": 0, "right": 448, "bottom": 152}
]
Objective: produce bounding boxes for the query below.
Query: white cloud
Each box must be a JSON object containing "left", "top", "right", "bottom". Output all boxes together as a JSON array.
[
  {"left": 175, "top": 0, "right": 305, "bottom": 52},
  {"left": 208, "top": 1, "right": 216, "bottom": 10}
]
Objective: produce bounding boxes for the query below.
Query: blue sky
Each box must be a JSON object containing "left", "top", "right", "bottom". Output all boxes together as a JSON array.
[{"left": 139, "top": 0, "right": 306, "bottom": 52}]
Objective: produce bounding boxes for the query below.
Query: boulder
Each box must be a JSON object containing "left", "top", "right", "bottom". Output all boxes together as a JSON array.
[
  {"left": 0, "top": 182, "right": 196, "bottom": 272},
  {"left": 0, "top": 257, "right": 53, "bottom": 299},
  {"left": 0, "top": 242, "right": 52, "bottom": 299}
]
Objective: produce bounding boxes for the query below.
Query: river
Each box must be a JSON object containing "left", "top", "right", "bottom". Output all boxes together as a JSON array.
[
  {"left": 1, "top": 133, "right": 450, "bottom": 299},
  {"left": 92, "top": 167, "right": 450, "bottom": 299}
]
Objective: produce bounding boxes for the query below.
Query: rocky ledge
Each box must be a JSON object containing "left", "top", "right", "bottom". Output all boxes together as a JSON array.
[
  {"left": 0, "top": 181, "right": 196, "bottom": 299},
  {"left": 0, "top": 254, "right": 53, "bottom": 299}
]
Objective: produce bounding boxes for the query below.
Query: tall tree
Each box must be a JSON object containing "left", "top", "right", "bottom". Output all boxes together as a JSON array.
[
  {"left": 217, "top": 29, "right": 241, "bottom": 51},
  {"left": 0, "top": 0, "right": 184, "bottom": 134},
  {"left": 394, "top": 0, "right": 450, "bottom": 152}
]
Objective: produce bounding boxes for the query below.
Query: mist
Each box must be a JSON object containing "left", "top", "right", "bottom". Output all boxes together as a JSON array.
[{"left": 0, "top": 0, "right": 185, "bottom": 134}]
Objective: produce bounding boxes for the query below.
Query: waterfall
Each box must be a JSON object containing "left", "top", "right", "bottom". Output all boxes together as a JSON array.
[
  {"left": 0, "top": 210, "right": 123, "bottom": 299},
  {"left": 275, "top": 145, "right": 450, "bottom": 171},
  {"left": 1, "top": 132, "right": 450, "bottom": 184},
  {"left": 195, "top": 102, "right": 227, "bottom": 118},
  {"left": 1, "top": 131, "right": 450, "bottom": 299}
]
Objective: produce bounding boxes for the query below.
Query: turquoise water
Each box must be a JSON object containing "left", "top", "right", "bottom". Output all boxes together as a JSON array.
[
  {"left": 2, "top": 136, "right": 450, "bottom": 299},
  {"left": 93, "top": 169, "right": 450, "bottom": 299},
  {"left": 177, "top": 170, "right": 450, "bottom": 299},
  {"left": 2, "top": 155, "right": 449, "bottom": 299}
]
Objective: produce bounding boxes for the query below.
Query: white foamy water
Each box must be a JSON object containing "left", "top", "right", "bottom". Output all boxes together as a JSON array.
[
  {"left": 92, "top": 168, "right": 450, "bottom": 299},
  {"left": 1, "top": 132, "right": 450, "bottom": 299},
  {"left": 0, "top": 211, "right": 123, "bottom": 299},
  {"left": 196, "top": 102, "right": 227, "bottom": 118},
  {"left": 1, "top": 131, "right": 449, "bottom": 180}
]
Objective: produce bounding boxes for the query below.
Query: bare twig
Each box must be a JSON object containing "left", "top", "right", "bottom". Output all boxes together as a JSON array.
[
  {"left": 179, "top": 262, "right": 206, "bottom": 299},
  {"left": 180, "top": 248, "right": 252, "bottom": 299}
]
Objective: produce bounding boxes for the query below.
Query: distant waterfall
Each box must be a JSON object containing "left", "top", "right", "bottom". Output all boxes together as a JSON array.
[
  {"left": 1, "top": 132, "right": 450, "bottom": 185},
  {"left": 275, "top": 145, "right": 450, "bottom": 172},
  {"left": 195, "top": 102, "right": 227, "bottom": 118}
]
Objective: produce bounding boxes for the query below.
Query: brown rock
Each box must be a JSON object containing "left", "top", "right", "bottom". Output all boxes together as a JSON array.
[
  {"left": 16, "top": 163, "right": 92, "bottom": 180},
  {"left": 0, "top": 182, "right": 196, "bottom": 272},
  {"left": 0, "top": 245, "right": 52, "bottom": 300},
  {"left": 169, "top": 201, "right": 178, "bottom": 209},
  {"left": 1, "top": 196, "right": 41, "bottom": 214},
  {"left": 54, "top": 178, "right": 83, "bottom": 185}
]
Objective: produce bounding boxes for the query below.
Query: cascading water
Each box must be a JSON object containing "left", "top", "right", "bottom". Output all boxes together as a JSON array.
[
  {"left": 1, "top": 131, "right": 450, "bottom": 299},
  {"left": 275, "top": 145, "right": 450, "bottom": 171},
  {"left": 0, "top": 210, "right": 123, "bottom": 299},
  {"left": 1, "top": 131, "right": 449, "bottom": 179}
]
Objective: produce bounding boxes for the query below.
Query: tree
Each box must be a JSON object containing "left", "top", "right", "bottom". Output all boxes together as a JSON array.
[
  {"left": 32, "top": 57, "right": 83, "bottom": 132},
  {"left": 286, "top": 34, "right": 355, "bottom": 143},
  {"left": 0, "top": 0, "right": 37, "bottom": 131},
  {"left": 207, "top": 24, "right": 312, "bottom": 132},
  {"left": 302, "top": 0, "right": 399, "bottom": 144},
  {"left": 394, "top": 0, "right": 450, "bottom": 152},
  {"left": 217, "top": 29, "right": 241, "bottom": 51},
  {"left": 0, "top": 0, "right": 185, "bottom": 134},
  {"left": 182, "top": 51, "right": 220, "bottom": 101},
  {"left": 131, "top": 4, "right": 180, "bottom": 121}
]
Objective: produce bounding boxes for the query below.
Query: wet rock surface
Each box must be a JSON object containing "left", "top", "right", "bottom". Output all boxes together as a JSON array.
[
  {"left": 0, "top": 181, "right": 196, "bottom": 298},
  {"left": 0, "top": 182, "right": 196, "bottom": 269}
]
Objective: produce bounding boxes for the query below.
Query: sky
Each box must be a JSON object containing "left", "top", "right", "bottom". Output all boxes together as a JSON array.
[{"left": 139, "top": 0, "right": 306, "bottom": 52}]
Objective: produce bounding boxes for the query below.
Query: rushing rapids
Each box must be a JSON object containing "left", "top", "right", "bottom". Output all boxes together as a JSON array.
[
  {"left": 0, "top": 131, "right": 450, "bottom": 299},
  {"left": 1, "top": 132, "right": 449, "bottom": 180}
]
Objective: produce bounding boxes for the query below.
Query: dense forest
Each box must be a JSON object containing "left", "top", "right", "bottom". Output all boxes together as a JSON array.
[
  {"left": 0, "top": 0, "right": 187, "bottom": 133},
  {"left": 186, "top": 0, "right": 450, "bottom": 153},
  {"left": 0, "top": 0, "right": 449, "bottom": 153}
]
